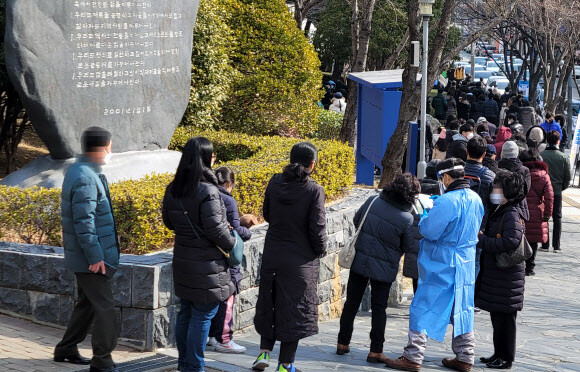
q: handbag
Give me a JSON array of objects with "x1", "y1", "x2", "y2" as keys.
[
  {"x1": 179, "y1": 200, "x2": 244, "y2": 266},
  {"x1": 495, "y1": 215, "x2": 533, "y2": 269},
  {"x1": 338, "y1": 196, "x2": 379, "y2": 269}
]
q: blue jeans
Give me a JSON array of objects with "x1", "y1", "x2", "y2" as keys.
[{"x1": 176, "y1": 299, "x2": 219, "y2": 372}]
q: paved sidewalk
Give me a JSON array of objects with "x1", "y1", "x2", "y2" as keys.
[
  {"x1": 160, "y1": 189, "x2": 580, "y2": 371},
  {"x1": 0, "y1": 314, "x2": 155, "y2": 371}
]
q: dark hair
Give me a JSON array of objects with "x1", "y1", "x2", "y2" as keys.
[
  {"x1": 215, "y1": 166, "x2": 235, "y2": 188},
  {"x1": 476, "y1": 122, "x2": 489, "y2": 134},
  {"x1": 436, "y1": 158, "x2": 465, "y2": 179},
  {"x1": 426, "y1": 159, "x2": 441, "y2": 180},
  {"x1": 520, "y1": 98, "x2": 529, "y2": 106},
  {"x1": 545, "y1": 112, "x2": 554, "y2": 120},
  {"x1": 283, "y1": 142, "x2": 318, "y2": 182},
  {"x1": 467, "y1": 137, "x2": 487, "y2": 159},
  {"x1": 448, "y1": 120, "x2": 461, "y2": 131},
  {"x1": 459, "y1": 123, "x2": 473, "y2": 134},
  {"x1": 488, "y1": 92, "x2": 495, "y2": 99},
  {"x1": 466, "y1": 119, "x2": 475, "y2": 126},
  {"x1": 171, "y1": 137, "x2": 215, "y2": 198},
  {"x1": 494, "y1": 169, "x2": 525, "y2": 202},
  {"x1": 554, "y1": 114, "x2": 565, "y2": 125},
  {"x1": 546, "y1": 130, "x2": 561, "y2": 146},
  {"x1": 479, "y1": 94, "x2": 486, "y2": 101},
  {"x1": 507, "y1": 113, "x2": 517, "y2": 121},
  {"x1": 519, "y1": 148, "x2": 541, "y2": 163},
  {"x1": 81, "y1": 126, "x2": 112, "y2": 153},
  {"x1": 383, "y1": 173, "x2": 421, "y2": 205}
]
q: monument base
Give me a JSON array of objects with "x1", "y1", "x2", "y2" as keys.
[{"x1": 0, "y1": 150, "x2": 182, "y2": 188}]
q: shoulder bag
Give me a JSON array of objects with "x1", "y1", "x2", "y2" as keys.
[
  {"x1": 338, "y1": 196, "x2": 379, "y2": 269},
  {"x1": 495, "y1": 215, "x2": 533, "y2": 269},
  {"x1": 179, "y1": 200, "x2": 244, "y2": 266}
]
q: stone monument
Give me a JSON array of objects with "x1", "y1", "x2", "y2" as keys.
[{"x1": 2, "y1": 0, "x2": 200, "y2": 188}]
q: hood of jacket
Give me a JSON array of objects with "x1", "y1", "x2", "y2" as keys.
[
  {"x1": 496, "y1": 126, "x2": 512, "y2": 142},
  {"x1": 523, "y1": 161, "x2": 548, "y2": 173}
]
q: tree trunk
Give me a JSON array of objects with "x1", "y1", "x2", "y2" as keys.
[
  {"x1": 339, "y1": 0, "x2": 378, "y2": 145},
  {"x1": 378, "y1": 0, "x2": 420, "y2": 187}
]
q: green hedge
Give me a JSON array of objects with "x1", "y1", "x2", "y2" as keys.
[{"x1": 0, "y1": 131, "x2": 354, "y2": 254}]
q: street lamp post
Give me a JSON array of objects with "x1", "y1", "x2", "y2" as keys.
[{"x1": 417, "y1": 0, "x2": 435, "y2": 180}]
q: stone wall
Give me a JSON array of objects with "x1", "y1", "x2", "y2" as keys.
[{"x1": 0, "y1": 188, "x2": 405, "y2": 351}]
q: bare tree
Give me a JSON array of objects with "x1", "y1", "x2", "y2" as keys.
[
  {"x1": 339, "y1": 0, "x2": 378, "y2": 145},
  {"x1": 378, "y1": 0, "x2": 512, "y2": 186}
]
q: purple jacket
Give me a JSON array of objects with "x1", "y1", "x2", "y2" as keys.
[{"x1": 218, "y1": 186, "x2": 252, "y2": 290}]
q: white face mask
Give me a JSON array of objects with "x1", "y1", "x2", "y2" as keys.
[
  {"x1": 103, "y1": 151, "x2": 112, "y2": 165},
  {"x1": 466, "y1": 132, "x2": 474, "y2": 140},
  {"x1": 490, "y1": 193, "x2": 506, "y2": 205}
]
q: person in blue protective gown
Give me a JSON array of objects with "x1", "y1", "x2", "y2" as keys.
[{"x1": 385, "y1": 158, "x2": 484, "y2": 372}]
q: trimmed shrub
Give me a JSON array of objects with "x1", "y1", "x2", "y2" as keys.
[
  {"x1": 181, "y1": 0, "x2": 237, "y2": 130},
  {"x1": 310, "y1": 109, "x2": 344, "y2": 140},
  {"x1": 0, "y1": 131, "x2": 354, "y2": 254},
  {"x1": 219, "y1": 0, "x2": 324, "y2": 136}
]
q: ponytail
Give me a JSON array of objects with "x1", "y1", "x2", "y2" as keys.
[{"x1": 283, "y1": 142, "x2": 318, "y2": 182}]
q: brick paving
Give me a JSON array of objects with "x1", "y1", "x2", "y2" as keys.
[{"x1": 0, "y1": 314, "x2": 154, "y2": 371}]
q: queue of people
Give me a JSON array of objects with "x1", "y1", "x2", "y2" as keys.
[{"x1": 53, "y1": 122, "x2": 571, "y2": 371}]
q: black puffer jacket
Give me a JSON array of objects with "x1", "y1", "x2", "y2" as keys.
[
  {"x1": 476, "y1": 202, "x2": 529, "y2": 313},
  {"x1": 446, "y1": 133, "x2": 468, "y2": 161},
  {"x1": 254, "y1": 173, "x2": 327, "y2": 342},
  {"x1": 162, "y1": 171, "x2": 236, "y2": 305},
  {"x1": 350, "y1": 191, "x2": 417, "y2": 283}
]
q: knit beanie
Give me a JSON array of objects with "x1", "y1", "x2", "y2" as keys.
[
  {"x1": 528, "y1": 127, "x2": 544, "y2": 144},
  {"x1": 501, "y1": 141, "x2": 519, "y2": 159}
]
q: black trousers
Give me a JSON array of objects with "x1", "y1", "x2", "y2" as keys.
[
  {"x1": 55, "y1": 273, "x2": 119, "y2": 368},
  {"x1": 548, "y1": 194, "x2": 563, "y2": 249},
  {"x1": 490, "y1": 312, "x2": 517, "y2": 362},
  {"x1": 337, "y1": 271, "x2": 392, "y2": 353},
  {"x1": 412, "y1": 279, "x2": 418, "y2": 294},
  {"x1": 260, "y1": 337, "x2": 299, "y2": 364},
  {"x1": 526, "y1": 242, "x2": 547, "y2": 272}
]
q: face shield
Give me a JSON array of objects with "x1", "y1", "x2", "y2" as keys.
[{"x1": 436, "y1": 165, "x2": 465, "y2": 194}]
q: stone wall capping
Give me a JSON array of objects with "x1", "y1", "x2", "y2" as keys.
[{"x1": 0, "y1": 188, "x2": 404, "y2": 351}]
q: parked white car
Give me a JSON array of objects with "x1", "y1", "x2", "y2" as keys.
[{"x1": 486, "y1": 77, "x2": 510, "y2": 95}]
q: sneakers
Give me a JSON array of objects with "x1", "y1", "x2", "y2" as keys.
[
  {"x1": 525, "y1": 270, "x2": 536, "y2": 276},
  {"x1": 207, "y1": 337, "x2": 218, "y2": 350},
  {"x1": 276, "y1": 363, "x2": 302, "y2": 372},
  {"x1": 214, "y1": 340, "x2": 247, "y2": 354},
  {"x1": 252, "y1": 351, "x2": 270, "y2": 371},
  {"x1": 553, "y1": 247, "x2": 562, "y2": 253}
]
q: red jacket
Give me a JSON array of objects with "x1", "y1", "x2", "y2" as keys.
[
  {"x1": 523, "y1": 161, "x2": 554, "y2": 244},
  {"x1": 494, "y1": 126, "x2": 512, "y2": 157}
]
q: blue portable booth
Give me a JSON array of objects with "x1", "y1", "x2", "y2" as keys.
[{"x1": 348, "y1": 70, "x2": 418, "y2": 186}]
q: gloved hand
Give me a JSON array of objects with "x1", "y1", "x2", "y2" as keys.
[
  {"x1": 420, "y1": 209, "x2": 429, "y2": 219},
  {"x1": 429, "y1": 195, "x2": 439, "y2": 200}
]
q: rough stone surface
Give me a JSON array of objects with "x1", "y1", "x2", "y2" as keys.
[
  {"x1": 19, "y1": 254, "x2": 48, "y2": 292},
  {"x1": 158, "y1": 263, "x2": 174, "y2": 307},
  {"x1": 59, "y1": 296, "x2": 74, "y2": 326},
  {"x1": 0, "y1": 251, "x2": 21, "y2": 289},
  {"x1": 0, "y1": 150, "x2": 182, "y2": 188},
  {"x1": 132, "y1": 265, "x2": 159, "y2": 310},
  {"x1": 111, "y1": 264, "x2": 132, "y2": 308},
  {"x1": 46, "y1": 256, "x2": 74, "y2": 295},
  {"x1": 4, "y1": 0, "x2": 201, "y2": 160},
  {"x1": 30, "y1": 292, "x2": 60, "y2": 324},
  {"x1": 0, "y1": 287, "x2": 31, "y2": 315},
  {"x1": 121, "y1": 307, "x2": 148, "y2": 341}
]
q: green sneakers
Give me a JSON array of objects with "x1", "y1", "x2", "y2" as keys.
[
  {"x1": 252, "y1": 351, "x2": 270, "y2": 371},
  {"x1": 276, "y1": 363, "x2": 301, "y2": 372}
]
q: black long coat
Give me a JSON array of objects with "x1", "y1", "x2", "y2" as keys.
[
  {"x1": 475, "y1": 202, "x2": 529, "y2": 313},
  {"x1": 350, "y1": 191, "x2": 416, "y2": 283},
  {"x1": 254, "y1": 173, "x2": 327, "y2": 342},
  {"x1": 162, "y1": 171, "x2": 236, "y2": 305}
]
